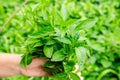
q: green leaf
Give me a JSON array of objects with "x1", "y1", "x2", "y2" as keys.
[
  {"x1": 45, "y1": 39, "x2": 55, "y2": 45},
  {"x1": 69, "y1": 72, "x2": 80, "y2": 80},
  {"x1": 72, "y1": 31, "x2": 80, "y2": 42},
  {"x1": 68, "y1": 18, "x2": 97, "y2": 34},
  {"x1": 33, "y1": 42, "x2": 43, "y2": 47},
  {"x1": 61, "y1": 4, "x2": 68, "y2": 21},
  {"x1": 44, "y1": 61, "x2": 55, "y2": 67},
  {"x1": 50, "y1": 73, "x2": 69, "y2": 80},
  {"x1": 43, "y1": 45, "x2": 54, "y2": 58},
  {"x1": 75, "y1": 18, "x2": 97, "y2": 30},
  {"x1": 54, "y1": 36, "x2": 71, "y2": 44},
  {"x1": 44, "y1": 61, "x2": 55, "y2": 73},
  {"x1": 75, "y1": 47, "x2": 87, "y2": 70},
  {"x1": 0, "y1": 3, "x2": 4, "y2": 15},
  {"x1": 101, "y1": 60, "x2": 112, "y2": 68},
  {"x1": 67, "y1": 19, "x2": 81, "y2": 33},
  {"x1": 20, "y1": 53, "x2": 33, "y2": 67},
  {"x1": 97, "y1": 69, "x2": 118, "y2": 80},
  {"x1": 63, "y1": 61, "x2": 75, "y2": 73},
  {"x1": 25, "y1": 38, "x2": 39, "y2": 46},
  {"x1": 90, "y1": 43, "x2": 105, "y2": 52},
  {"x1": 63, "y1": 44, "x2": 71, "y2": 54},
  {"x1": 29, "y1": 27, "x2": 54, "y2": 38},
  {"x1": 32, "y1": 3, "x2": 40, "y2": 12},
  {"x1": 51, "y1": 49, "x2": 65, "y2": 61}
]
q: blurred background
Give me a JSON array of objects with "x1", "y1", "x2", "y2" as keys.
[{"x1": 0, "y1": 0, "x2": 120, "y2": 80}]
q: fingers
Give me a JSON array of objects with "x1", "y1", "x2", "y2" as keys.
[
  {"x1": 19, "y1": 58, "x2": 51, "y2": 77},
  {"x1": 40, "y1": 72, "x2": 51, "y2": 76},
  {"x1": 20, "y1": 66, "x2": 51, "y2": 76},
  {"x1": 32, "y1": 58, "x2": 49, "y2": 65}
]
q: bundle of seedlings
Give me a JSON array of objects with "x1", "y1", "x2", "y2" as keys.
[
  {"x1": 20, "y1": 6, "x2": 97, "y2": 79},
  {"x1": 21, "y1": 5, "x2": 97, "y2": 80}
]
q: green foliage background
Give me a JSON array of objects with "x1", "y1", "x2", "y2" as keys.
[{"x1": 0, "y1": 0, "x2": 120, "y2": 80}]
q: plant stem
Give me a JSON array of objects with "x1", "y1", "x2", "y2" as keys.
[{"x1": 0, "y1": 0, "x2": 29, "y2": 33}]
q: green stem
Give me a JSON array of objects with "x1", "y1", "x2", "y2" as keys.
[{"x1": 0, "y1": 0, "x2": 29, "y2": 33}]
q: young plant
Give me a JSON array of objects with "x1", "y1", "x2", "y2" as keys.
[{"x1": 20, "y1": 3, "x2": 97, "y2": 80}]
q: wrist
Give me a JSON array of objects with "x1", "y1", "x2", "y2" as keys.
[{"x1": 0, "y1": 53, "x2": 22, "y2": 77}]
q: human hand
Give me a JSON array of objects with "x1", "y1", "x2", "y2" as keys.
[
  {"x1": 0, "y1": 53, "x2": 50, "y2": 77},
  {"x1": 20, "y1": 58, "x2": 51, "y2": 76}
]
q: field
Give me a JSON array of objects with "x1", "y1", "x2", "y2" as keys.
[{"x1": 0, "y1": 0, "x2": 120, "y2": 80}]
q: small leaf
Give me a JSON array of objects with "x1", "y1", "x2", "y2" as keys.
[
  {"x1": 63, "y1": 61, "x2": 75, "y2": 73},
  {"x1": 33, "y1": 42, "x2": 43, "y2": 47},
  {"x1": 97, "y1": 69, "x2": 118, "y2": 80},
  {"x1": 50, "y1": 73, "x2": 69, "y2": 80},
  {"x1": 0, "y1": 3, "x2": 4, "y2": 15},
  {"x1": 61, "y1": 4, "x2": 68, "y2": 21},
  {"x1": 32, "y1": 3, "x2": 40, "y2": 12},
  {"x1": 90, "y1": 43, "x2": 105, "y2": 52},
  {"x1": 75, "y1": 47, "x2": 87, "y2": 70},
  {"x1": 25, "y1": 38, "x2": 39, "y2": 46},
  {"x1": 20, "y1": 53, "x2": 33, "y2": 67},
  {"x1": 72, "y1": 31, "x2": 80, "y2": 41},
  {"x1": 29, "y1": 27, "x2": 54, "y2": 38},
  {"x1": 69, "y1": 72, "x2": 80, "y2": 80},
  {"x1": 45, "y1": 39, "x2": 55, "y2": 45},
  {"x1": 44, "y1": 61, "x2": 55, "y2": 67},
  {"x1": 68, "y1": 18, "x2": 97, "y2": 34},
  {"x1": 43, "y1": 45, "x2": 54, "y2": 58},
  {"x1": 51, "y1": 49, "x2": 65, "y2": 61},
  {"x1": 54, "y1": 36, "x2": 71, "y2": 44},
  {"x1": 101, "y1": 60, "x2": 112, "y2": 68},
  {"x1": 75, "y1": 18, "x2": 97, "y2": 30},
  {"x1": 67, "y1": 19, "x2": 81, "y2": 33}
]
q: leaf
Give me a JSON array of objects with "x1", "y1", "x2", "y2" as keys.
[
  {"x1": 45, "y1": 40, "x2": 55, "y2": 45},
  {"x1": 63, "y1": 44, "x2": 71, "y2": 54},
  {"x1": 20, "y1": 53, "x2": 33, "y2": 67},
  {"x1": 67, "y1": 19, "x2": 81, "y2": 33},
  {"x1": 33, "y1": 42, "x2": 43, "y2": 47},
  {"x1": 90, "y1": 43, "x2": 105, "y2": 52},
  {"x1": 72, "y1": 31, "x2": 80, "y2": 41},
  {"x1": 44, "y1": 61, "x2": 55, "y2": 67},
  {"x1": 68, "y1": 18, "x2": 97, "y2": 34},
  {"x1": 0, "y1": 3, "x2": 4, "y2": 15},
  {"x1": 75, "y1": 47, "x2": 87, "y2": 70},
  {"x1": 43, "y1": 61, "x2": 55, "y2": 73},
  {"x1": 97, "y1": 69, "x2": 118, "y2": 80},
  {"x1": 75, "y1": 18, "x2": 97, "y2": 30},
  {"x1": 45, "y1": 38, "x2": 56, "y2": 45},
  {"x1": 54, "y1": 36, "x2": 71, "y2": 44},
  {"x1": 50, "y1": 73, "x2": 69, "y2": 80},
  {"x1": 43, "y1": 45, "x2": 54, "y2": 58},
  {"x1": 100, "y1": 60, "x2": 112, "y2": 68},
  {"x1": 61, "y1": 4, "x2": 68, "y2": 21},
  {"x1": 32, "y1": 3, "x2": 40, "y2": 12},
  {"x1": 51, "y1": 49, "x2": 65, "y2": 61},
  {"x1": 29, "y1": 27, "x2": 54, "y2": 38},
  {"x1": 63, "y1": 61, "x2": 75, "y2": 73},
  {"x1": 69, "y1": 72, "x2": 80, "y2": 80},
  {"x1": 25, "y1": 38, "x2": 39, "y2": 46}
]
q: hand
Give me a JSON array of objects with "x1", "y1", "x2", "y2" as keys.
[
  {"x1": 0, "y1": 53, "x2": 50, "y2": 78},
  {"x1": 20, "y1": 58, "x2": 51, "y2": 76}
]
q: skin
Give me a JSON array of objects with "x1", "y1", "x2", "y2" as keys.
[{"x1": 0, "y1": 53, "x2": 50, "y2": 78}]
